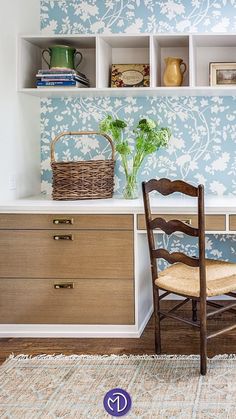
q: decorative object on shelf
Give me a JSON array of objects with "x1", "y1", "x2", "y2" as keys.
[
  {"x1": 111, "y1": 64, "x2": 150, "y2": 87},
  {"x1": 51, "y1": 131, "x2": 115, "y2": 200},
  {"x1": 163, "y1": 57, "x2": 187, "y2": 87},
  {"x1": 210, "y1": 62, "x2": 236, "y2": 86},
  {"x1": 42, "y1": 45, "x2": 83, "y2": 70},
  {"x1": 36, "y1": 69, "x2": 90, "y2": 88},
  {"x1": 99, "y1": 116, "x2": 171, "y2": 199}
]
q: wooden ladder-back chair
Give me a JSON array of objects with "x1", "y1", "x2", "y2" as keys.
[{"x1": 142, "y1": 178, "x2": 236, "y2": 375}]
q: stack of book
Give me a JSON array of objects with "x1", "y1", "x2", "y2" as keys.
[{"x1": 36, "y1": 69, "x2": 90, "y2": 88}]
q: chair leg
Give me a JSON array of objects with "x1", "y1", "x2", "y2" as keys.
[
  {"x1": 200, "y1": 297, "x2": 207, "y2": 375},
  {"x1": 192, "y1": 300, "x2": 197, "y2": 322},
  {"x1": 154, "y1": 286, "x2": 161, "y2": 354}
]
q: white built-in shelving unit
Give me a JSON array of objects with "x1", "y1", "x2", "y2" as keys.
[
  {"x1": 18, "y1": 33, "x2": 236, "y2": 97},
  {"x1": 1, "y1": 31, "x2": 234, "y2": 338}
]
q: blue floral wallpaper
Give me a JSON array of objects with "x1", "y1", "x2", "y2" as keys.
[
  {"x1": 40, "y1": 1, "x2": 236, "y2": 262},
  {"x1": 41, "y1": 96, "x2": 236, "y2": 196},
  {"x1": 157, "y1": 234, "x2": 236, "y2": 266},
  {"x1": 41, "y1": 0, "x2": 236, "y2": 34}
]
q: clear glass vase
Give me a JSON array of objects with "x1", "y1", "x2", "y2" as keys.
[{"x1": 123, "y1": 174, "x2": 138, "y2": 199}]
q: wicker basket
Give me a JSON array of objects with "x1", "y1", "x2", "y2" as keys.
[{"x1": 51, "y1": 131, "x2": 115, "y2": 200}]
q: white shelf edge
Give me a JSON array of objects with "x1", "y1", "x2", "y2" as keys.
[
  {"x1": 20, "y1": 32, "x2": 236, "y2": 39},
  {"x1": 18, "y1": 86, "x2": 236, "y2": 98}
]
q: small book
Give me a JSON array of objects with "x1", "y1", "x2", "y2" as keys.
[
  {"x1": 74, "y1": 76, "x2": 90, "y2": 86},
  {"x1": 37, "y1": 80, "x2": 76, "y2": 87},
  {"x1": 37, "y1": 69, "x2": 89, "y2": 79},
  {"x1": 37, "y1": 75, "x2": 89, "y2": 85},
  {"x1": 38, "y1": 78, "x2": 75, "y2": 82},
  {"x1": 37, "y1": 69, "x2": 77, "y2": 75},
  {"x1": 36, "y1": 80, "x2": 88, "y2": 88},
  {"x1": 36, "y1": 74, "x2": 75, "y2": 79},
  {"x1": 76, "y1": 71, "x2": 89, "y2": 80}
]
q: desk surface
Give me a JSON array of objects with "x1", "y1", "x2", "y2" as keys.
[{"x1": 0, "y1": 194, "x2": 235, "y2": 214}]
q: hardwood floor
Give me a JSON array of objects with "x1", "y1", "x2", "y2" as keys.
[{"x1": 0, "y1": 301, "x2": 236, "y2": 365}]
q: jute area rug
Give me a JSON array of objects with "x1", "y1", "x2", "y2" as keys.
[{"x1": 0, "y1": 354, "x2": 235, "y2": 418}]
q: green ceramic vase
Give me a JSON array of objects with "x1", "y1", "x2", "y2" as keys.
[{"x1": 42, "y1": 45, "x2": 83, "y2": 70}]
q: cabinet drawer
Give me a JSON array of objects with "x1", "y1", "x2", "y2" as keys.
[
  {"x1": 0, "y1": 214, "x2": 133, "y2": 230},
  {"x1": 229, "y1": 215, "x2": 236, "y2": 230},
  {"x1": 0, "y1": 278, "x2": 134, "y2": 324},
  {"x1": 137, "y1": 214, "x2": 226, "y2": 231},
  {"x1": 0, "y1": 230, "x2": 133, "y2": 279}
]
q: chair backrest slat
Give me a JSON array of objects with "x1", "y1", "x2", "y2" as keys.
[
  {"x1": 142, "y1": 178, "x2": 206, "y2": 291},
  {"x1": 149, "y1": 217, "x2": 199, "y2": 237},
  {"x1": 145, "y1": 178, "x2": 198, "y2": 197},
  {"x1": 152, "y1": 249, "x2": 200, "y2": 267}
]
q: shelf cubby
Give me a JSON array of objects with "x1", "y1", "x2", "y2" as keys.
[
  {"x1": 193, "y1": 34, "x2": 236, "y2": 87},
  {"x1": 152, "y1": 35, "x2": 189, "y2": 87},
  {"x1": 18, "y1": 35, "x2": 96, "y2": 89},
  {"x1": 97, "y1": 35, "x2": 150, "y2": 88}
]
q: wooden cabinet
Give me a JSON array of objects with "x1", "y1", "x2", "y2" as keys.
[
  {"x1": 137, "y1": 214, "x2": 226, "y2": 231},
  {"x1": 229, "y1": 215, "x2": 236, "y2": 231},
  {"x1": 0, "y1": 278, "x2": 134, "y2": 324},
  {"x1": 0, "y1": 214, "x2": 134, "y2": 325},
  {"x1": 0, "y1": 214, "x2": 133, "y2": 230},
  {"x1": 0, "y1": 230, "x2": 133, "y2": 279}
]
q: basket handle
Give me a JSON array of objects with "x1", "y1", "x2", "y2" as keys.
[{"x1": 50, "y1": 131, "x2": 115, "y2": 163}]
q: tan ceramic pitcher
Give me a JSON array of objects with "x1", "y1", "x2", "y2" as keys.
[{"x1": 163, "y1": 57, "x2": 187, "y2": 86}]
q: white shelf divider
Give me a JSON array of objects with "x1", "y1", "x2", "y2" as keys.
[
  {"x1": 149, "y1": 35, "x2": 154, "y2": 88},
  {"x1": 97, "y1": 36, "x2": 112, "y2": 88},
  {"x1": 189, "y1": 35, "x2": 195, "y2": 87},
  {"x1": 151, "y1": 35, "x2": 160, "y2": 87}
]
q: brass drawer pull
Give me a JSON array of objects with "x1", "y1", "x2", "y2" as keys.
[
  {"x1": 53, "y1": 218, "x2": 73, "y2": 225},
  {"x1": 182, "y1": 219, "x2": 192, "y2": 225},
  {"x1": 53, "y1": 234, "x2": 73, "y2": 241},
  {"x1": 54, "y1": 282, "x2": 74, "y2": 289}
]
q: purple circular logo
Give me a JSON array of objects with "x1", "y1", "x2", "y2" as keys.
[{"x1": 103, "y1": 388, "x2": 132, "y2": 417}]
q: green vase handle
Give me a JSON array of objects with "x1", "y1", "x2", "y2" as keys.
[
  {"x1": 74, "y1": 51, "x2": 83, "y2": 70},
  {"x1": 42, "y1": 49, "x2": 51, "y2": 68}
]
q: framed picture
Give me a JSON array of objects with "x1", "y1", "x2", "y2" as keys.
[{"x1": 210, "y1": 62, "x2": 236, "y2": 86}]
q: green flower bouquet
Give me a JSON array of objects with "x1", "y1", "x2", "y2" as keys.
[{"x1": 99, "y1": 115, "x2": 171, "y2": 199}]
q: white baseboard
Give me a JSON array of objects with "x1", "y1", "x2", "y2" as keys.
[
  {"x1": 0, "y1": 308, "x2": 154, "y2": 338},
  {"x1": 0, "y1": 323, "x2": 141, "y2": 338},
  {"x1": 137, "y1": 306, "x2": 153, "y2": 337}
]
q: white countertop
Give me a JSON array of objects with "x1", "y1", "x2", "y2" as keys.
[{"x1": 0, "y1": 194, "x2": 235, "y2": 214}]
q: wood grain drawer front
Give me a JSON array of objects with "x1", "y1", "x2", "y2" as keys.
[
  {"x1": 0, "y1": 214, "x2": 133, "y2": 230},
  {"x1": 137, "y1": 214, "x2": 226, "y2": 231},
  {"x1": 229, "y1": 215, "x2": 236, "y2": 230},
  {"x1": 0, "y1": 278, "x2": 134, "y2": 324},
  {"x1": 0, "y1": 230, "x2": 133, "y2": 279}
]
